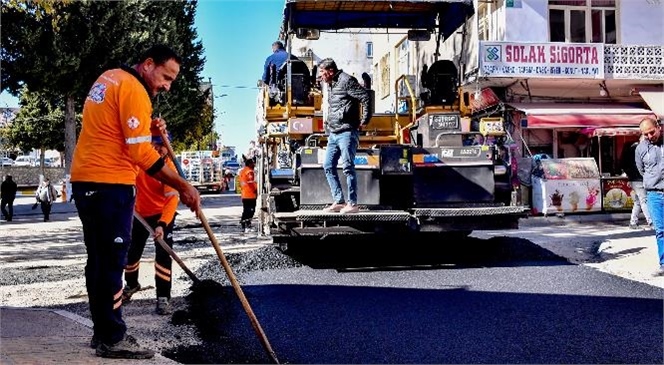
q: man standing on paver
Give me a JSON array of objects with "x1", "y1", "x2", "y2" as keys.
[
  {"x1": 318, "y1": 58, "x2": 372, "y2": 214},
  {"x1": 635, "y1": 117, "x2": 664, "y2": 277},
  {"x1": 71, "y1": 44, "x2": 200, "y2": 360}
]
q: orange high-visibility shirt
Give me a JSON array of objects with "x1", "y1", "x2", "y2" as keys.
[
  {"x1": 71, "y1": 67, "x2": 162, "y2": 185},
  {"x1": 135, "y1": 158, "x2": 179, "y2": 225},
  {"x1": 239, "y1": 166, "x2": 257, "y2": 199}
]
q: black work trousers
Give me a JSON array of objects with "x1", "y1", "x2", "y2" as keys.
[
  {"x1": 1, "y1": 197, "x2": 14, "y2": 221},
  {"x1": 125, "y1": 214, "x2": 175, "y2": 299},
  {"x1": 40, "y1": 201, "x2": 52, "y2": 221},
  {"x1": 73, "y1": 182, "x2": 135, "y2": 345},
  {"x1": 241, "y1": 198, "x2": 256, "y2": 228}
]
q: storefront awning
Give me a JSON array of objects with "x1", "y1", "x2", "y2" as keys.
[
  {"x1": 508, "y1": 103, "x2": 655, "y2": 128},
  {"x1": 639, "y1": 91, "x2": 664, "y2": 118},
  {"x1": 580, "y1": 127, "x2": 642, "y2": 137}
]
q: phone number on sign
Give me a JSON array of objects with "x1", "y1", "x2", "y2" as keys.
[{"x1": 482, "y1": 65, "x2": 600, "y2": 76}]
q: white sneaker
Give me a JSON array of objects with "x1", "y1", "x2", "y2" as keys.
[
  {"x1": 244, "y1": 227, "x2": 254, "y2": 233},
  {"x1": 340, "y1": 204, "x2": 360, "y2": 214}
]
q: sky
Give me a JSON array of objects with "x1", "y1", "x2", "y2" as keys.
[{"x1": 0, "y1": 0, "x2": 285, "y2": 154}]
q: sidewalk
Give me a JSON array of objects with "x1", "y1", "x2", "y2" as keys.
[{"x1": 0, "y1": 307, "x2": 177, "y2": 364}]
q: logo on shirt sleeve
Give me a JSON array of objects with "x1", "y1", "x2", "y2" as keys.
[
  {"x1": 87, "y1": 82, "x2": 107, "y2": 104},
  {"x1": 127, "y1": 116, "x2": 140, "y2": 130}
]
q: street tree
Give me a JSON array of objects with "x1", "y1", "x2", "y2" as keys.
[
  {"x1": 4, "y1": 87, "x2": 79, "y2": 170},
  {"x1": 1, "y1": 0, "x2": 211, "y2": 171}
]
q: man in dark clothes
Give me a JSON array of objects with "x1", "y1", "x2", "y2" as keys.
[{"x1": 1, "y1": 174, "x2": 18, "y2": 221}]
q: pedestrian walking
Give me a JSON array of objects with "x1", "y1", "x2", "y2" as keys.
[
  {"x1": 35, "y1": 178, "x2": 58, "y2": 222},
  {"x1": 635, "y1": 117, "x2": 664, "y2": 277},
  {"x1": 239, "y1": 157, "x2": 258, "y2": 232},
  {"x1": 70, "y1": 44, "x2": 200, "y2": 360},
  {"x1": 1, "y1": 174, "x2": 18, "y2": 222},
  {"x1": 620, "y1": 138, "x2": 652, "y2": 229},
  {"x1": 318, "y1": 58, "x2": 372, "y2": 214},
  {"x1": 123, "y1": 133, "x2": 179, "y2": 315}
]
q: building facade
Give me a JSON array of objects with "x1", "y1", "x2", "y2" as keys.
[
  {"x1": 288, "y1": 31, "x2": 375, "y2": 84},
  {"x1": 371, "y1": 0, "x2": 663, "y2": 176}
]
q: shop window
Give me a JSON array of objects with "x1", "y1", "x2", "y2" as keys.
[
  {"x1": 525, "y1": 129, "x2": 554, "y2": 157},
  {"x1": 478, "y1": 2, "x2": 489, "y2": 41},
  {"x1": 548, "y1": 0, "x2": 617, "y2": 44},
  {"x1": 396, "y1": 38, "x2": 410, "y2": 78}
]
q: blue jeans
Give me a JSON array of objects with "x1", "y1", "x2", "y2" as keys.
[
  {"x1": 73, "y1": 182, "x2": 136, "y2": 344},
  {"x1": 646, "y1": 191, "x2": 664, "y2": 267},
  {"x1": 324, "y1": 130, "x2": 359, "y2": 205}
]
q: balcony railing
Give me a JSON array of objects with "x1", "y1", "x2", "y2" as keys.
[{"x1": 604, "y1": 44, "x2": 664, "y2": 80}]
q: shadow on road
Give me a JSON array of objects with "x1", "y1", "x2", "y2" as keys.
[{"x1": 276, "y1": 234, "x2": 570, "y2": 271}]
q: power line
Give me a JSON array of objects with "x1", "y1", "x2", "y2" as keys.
[{"x1": 214, "y1": 84, "x2": 260, "y2": 90}]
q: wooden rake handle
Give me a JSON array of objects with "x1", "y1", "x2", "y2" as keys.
[
  {"x1": 133, "y1": 212, "x2": 200, "y2": 285},
  {"x1": 157, "y1": 127, "x2": 280, "y2": 364}
]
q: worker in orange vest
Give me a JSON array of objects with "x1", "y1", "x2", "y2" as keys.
[
  {"x1": 238, "y1": 157, "x2": 257, "y2": 233},
  {"x1": 122, "y1": 133, "x2": 180, "y2": 316}
]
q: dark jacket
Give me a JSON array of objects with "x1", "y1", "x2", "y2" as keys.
[
  {"x1": 1, "y1": 177, "x2": 18, "y2": 200},
  {"x1": 324, "y1": 70, "x2": 372, "y2": 134},
  {"x1": 635, "y1": 137, "x2": 664, "y2": 191},
  {"x1": 262, "y1": 49, "x2": 289, "y2": 83},
  {"x1": 620, "y1": 142, "x2": 642, "y2": 181}
]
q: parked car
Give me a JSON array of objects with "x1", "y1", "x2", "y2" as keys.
[
  {"x1": 1, "y1": 157, "x2": 14, "y2": 166},
  {"x1": 13, "y1": 156, "x2": 35, "y2": 167},
  {"x1": 44, "y1": 157, "x2": 61, "y2": 167}
]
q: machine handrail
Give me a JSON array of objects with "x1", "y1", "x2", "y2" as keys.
[{"x1": 394, "y1": 74, "x2": 418, "y2": 145}]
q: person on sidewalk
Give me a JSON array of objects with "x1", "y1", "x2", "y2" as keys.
[
  {"x1": 122, "y1": 133, "x2": 179, "y2": 316},
  {"x1": 239, "y1": 157, "x2": 258, "y2": 233},
  {"x1": 70, "y1": 44, "x2": 200, "y2": 360},
  {"x1": 620, "y1": 138, "x2": 652, "y2": 229},
  {"x1": 635, "y1": 117, "x2": 664, "y2": 277},
  {"x1": 1, "y1": 174, "x2": 18, "y2": 222},
  {"x1": 35, "y1": 178, "x2": 58, "y2": 222},
  {"x1": 318, "y1": 58, "x2": 372, "y2": 214}
]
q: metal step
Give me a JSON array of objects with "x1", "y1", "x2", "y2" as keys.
[
  {"x1": 291, "y1": 226, "x2": 369, "y2": 236},
  {"x1": 414, "y1": 206, "x2": 529, "y2": 217},
  {"x1": 273, "y1": 209, "x2": 412, "y2": 222}
]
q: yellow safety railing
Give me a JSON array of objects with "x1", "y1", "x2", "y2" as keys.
[{"x1": 394, "y1": 75, "x2": 417, "y2": 145}]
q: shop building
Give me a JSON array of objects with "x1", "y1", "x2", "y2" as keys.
[{"x1": 369, "y1": 0, "x2": 663, "y2": 214}]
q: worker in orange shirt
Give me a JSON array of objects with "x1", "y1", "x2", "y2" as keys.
[
  {"x1": 239, "y1": 157, "x2": 258, "y2": 233},
  {"x1": 70, "y1": 44, "x2": 200, "y2": 360},
  {"x1": 122, "y1": 133, "x2": 179, "y2": 316}
]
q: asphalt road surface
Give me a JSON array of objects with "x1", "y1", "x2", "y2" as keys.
[
  {"x1": 2, "y1": 194, "x2": 662, "y2": 364},
  {"x1": 167, "y1": 234, "x2": 663, "y2": 364}
]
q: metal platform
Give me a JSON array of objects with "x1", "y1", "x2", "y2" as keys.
[
  {"x1": 291, "y1": 226, "x2": 370, "y2": 236},
  {"x1": 413, "y1": 206, "x2": 529, "y2": 217},
  {"x1": 273, "y1": 210, "x2": 412, "y2": 222}
]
